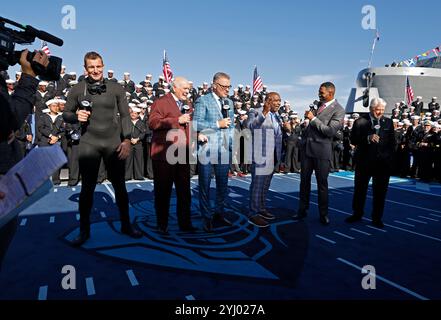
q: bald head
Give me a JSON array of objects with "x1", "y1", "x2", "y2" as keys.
[{"x1": 172, "y1": 76, "x2": 190, "y2": 101}]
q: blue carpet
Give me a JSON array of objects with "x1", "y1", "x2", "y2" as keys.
[{"x1": 0, "y1": 173, "x2": 440, "y2": 300}]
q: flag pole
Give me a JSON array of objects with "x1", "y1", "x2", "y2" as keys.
[{"x1": 368, "y1": 29, "x2": 379, "y2": 69}]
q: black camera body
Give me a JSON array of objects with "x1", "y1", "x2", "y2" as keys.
[{"x1": 0, "y1": 16, "x2": 63, "y2": 80}]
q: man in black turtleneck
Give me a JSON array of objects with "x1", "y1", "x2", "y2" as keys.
[{"x1": 63, "y1": 51, "x2": 142, "y2": 246}]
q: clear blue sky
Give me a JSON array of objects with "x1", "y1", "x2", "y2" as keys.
[{"x1": 4, "y1": 0, "x2": 440, "y2": 111}]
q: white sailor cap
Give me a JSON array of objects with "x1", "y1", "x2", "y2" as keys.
[
  {"x1": 424, "y1": 120, "x2": 433, "y2": 126},
  {"x1": 411, "y1": 115, "x2": 420, "y2": 120},
  {"x1": 147, "y1": 100, "x2": 154, "y2": 104},
  {"x1": 138, "y1": 103, "x2": 147, "y2": 109},
  {"x1": 69, "y1": 72, "x2": 76, "y2": 75},
  {"x1": 16, "y1": 71, "x2": 22, "y2": 75},
  {"x1": 69, "y1": 80, "x2": 78, "y2": 85},
  {"x1": 417, "y1": 96, "x2": 422, "y2": 99},
  {"x1": 140, "y1": 97, "x2": 148, "y2": 101},
  {"x1": 62, "y1": 65, "x2": 66, "y2": 69},
  {"x1": 433, "y1": 97, "x2": 437, "y2": 100},
  {"x1": 393, "y1": 108, "x2": 400, "y2": 112},
  {"x1": 146, "y1": 74, "x2": 152, "y2": 78},
  {"x1": 6, "y1": 79, "x2": 15, "y2": 84},
  {"x1": 284, "y1": 100, "x2": 290, "y2": 104},
  {"x1": 245, "y1": 85, "x2": 251, "y2": 88},
  {"x1": 46, "y1": 99, "x2": 58, "y2": 106},
  {"x1": 203, "y1": 82, "x2": 208, "y2": 86},
  {"x1": 434, "y1": 109, "x2": 440, "y2": 113},
  {"x1": 130, "y1": 106, "x2": 142, "y2": 113},
  {"x1": 238, "y1": 84, "x2": 244, "y2": 88},
  {"x1": 395, "y1": 102, "x2": 400, "y2": 106},
  {"x1": 164, "y1": 89, "x2": 170, "y2": 93},
  {"x1": 349, "y1": 118, "x2": 355, "y2": 122},
  {"x1": 135, "y1": 84, "x2": 143, "y2": 89},
  {"x1": 108, "y1": 70, "x2": 114, "y2": 73},
  {"x1": 403, "y1": 119, "x2": 411, "y2": 124},
  {"x1": 392, "y1": 119, "x2": 399, "y2": 123},
  {"x1": 235, "y1": 102, "x2": 243, "y2": 106},
  {"x1": 125, "y1": 92, "x2": 131, "y2": 97},
  {"x1": 159, "y1": 75, "x2": 165, "y2": 80},
  {"x1": 42, "y1": 108, "x2": 50, "y2": 113},
  {"x1": 119, "y1": 80, "x2": 126, "y2": 85},
  {"x1": 39, "y1": 81, "x2": 49, "y2": 86},
  {"x1": 131, "y1": 99, "x2": 141, "y2": 104},
  {"x1": 54, "y1": 98, "x2": 66, "y2": 104},
  {"x1": 238, "y1": 110, "x2": 247, "y2": 115},
  {"x1": 400, "y1": 101, "x2": 405, "y2": 104},
  {"x1": 352, "y1": 113, "x2": 360, "y2": 118},
  {"x1": 398, "y1": 122, "x2": 403, "y2": 126},
  {"x1": 425, "y1": 112, "x2": 432, "y2": 116},
  {"x1": 124, "y1": 72, "x2": 130, "y2": 76},
  {"x1": 289, "y1": 114, "x2": 297, "y2": 119},
  {"x1": 402, "y1": 112, "x2": 409, "y2": 115},
  {"x1": 410, "y1": 105, "x2": 415, "y2": 109},
  {"x1": 163, "y1": 83, "x2": 169, "y2": 87},
  {"x1": 189, "y1": 81, "x2": 193, "y2": 84}
]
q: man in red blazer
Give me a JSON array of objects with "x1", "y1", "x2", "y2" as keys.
[{"x1": 148, "y1": 77, "x2": 196, "y2": 234}]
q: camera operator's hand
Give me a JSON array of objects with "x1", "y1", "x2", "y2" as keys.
[
  {"x1": 218, "y1": 118, "x2": 231, "y2": 129},
  {"x1": 76, "y1": 110, "x2": 91, "y2": 122},
  {"x1": 117, "y1": 139, "x2": 131, "y2": 160},
  {"x1": 178, "y1": 114, "x2": 191, "y2": 125},
  {"x1": 19, "y1": 50, "x2": 49, "y2": 78}
]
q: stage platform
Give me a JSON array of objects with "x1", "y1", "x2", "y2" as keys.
[{"x1": 1, "y1": 172, "x2": 440, "y2": 300}]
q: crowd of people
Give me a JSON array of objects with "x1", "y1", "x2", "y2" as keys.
[{"x1": 3, "y1": 66, "x2": 441, "y2": 186}]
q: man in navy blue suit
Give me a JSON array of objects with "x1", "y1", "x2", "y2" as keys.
[{"x1": 193, "y1": 72, "x2": 235, "y2": 232}]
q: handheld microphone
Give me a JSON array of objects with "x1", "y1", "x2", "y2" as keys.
[{"x1": 221, "y1": 99, "x2": 230, "y2": 118}]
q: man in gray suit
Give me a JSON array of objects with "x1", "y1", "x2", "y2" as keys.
[{"x1": 292, "y1": 82, "x2": 345, "y2": 225}]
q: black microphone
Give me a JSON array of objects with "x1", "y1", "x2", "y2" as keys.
[
  {"x1": 25, "y1": 25, "x2": 64, "y2": 46},
  {"x1": 221, "y1": 99, "x2": 230, "y2": 118}
]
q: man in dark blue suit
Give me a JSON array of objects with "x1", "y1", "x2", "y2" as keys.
[
  {"x1": 193, "y1": 72, "x2": 235, "y2": 232},
  {"x1": 247, "y1": 92, "x2": 284, "y2": 227},
  {"x1": 345, "y1": 98, "x2": 396, "y2": 228}
]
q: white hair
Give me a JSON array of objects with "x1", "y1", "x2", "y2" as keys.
[{"x1": 370, "y1": 97, "x2": 387, "y2": 109}]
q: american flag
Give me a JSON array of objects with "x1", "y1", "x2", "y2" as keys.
[
  {"x1": 162, "y1": 50, "x2": 173, "y2": 83},
  {"x1": 41, "y1": 41, "x2": 51, "y2": 56},
  {"x1": 252, "y1": 66, "x2": 263, "y2": 94},
  {"x1": 406, "y1": 76, "x2": 414, "y2": 105}
]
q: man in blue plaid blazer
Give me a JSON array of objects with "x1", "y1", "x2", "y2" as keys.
[
  {"x1": 247, "y1": 92, "x2": 283, "y2": 227},
  {"x1": 193, "y1": 72, "x2": 235, "y2": 232}
]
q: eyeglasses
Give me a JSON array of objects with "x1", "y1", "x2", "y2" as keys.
[{"x1": 215, "y1": 83, "x2": 232, "y2": 90}]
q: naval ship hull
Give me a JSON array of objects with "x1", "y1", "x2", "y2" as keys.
[{"x1": 346, "y1": 66, "x2": 441, "y2": 114}]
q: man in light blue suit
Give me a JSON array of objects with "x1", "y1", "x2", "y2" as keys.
[
  {"x1": 193, "y1": 72, "x2": 235, "y2": 232},
  {"x1": 247, "y1": 92, "x2": 283, "y2": 227}
]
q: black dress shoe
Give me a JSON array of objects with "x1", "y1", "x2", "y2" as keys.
[
  {"x1": 213, "y1": 214, "x2": 233, "y2": 227},
  {"x1": 320, "y1": 216, "x2": 330, "y2": 226},
  {"x1": 345, "y1": 215, "x2": 363, "y2": 223},
  {"x1": 121, "y1": 226, "x2": 143, "y2": 238},
  {"x1": 71, "y1": 231, "x2": 90, "y2": 247},
  {"x1": 372, "y1": 220, "x2": 384, "y2": 228},
  {"x1": 203, "y1": 220, "x2": 214, "y2": 233}
]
